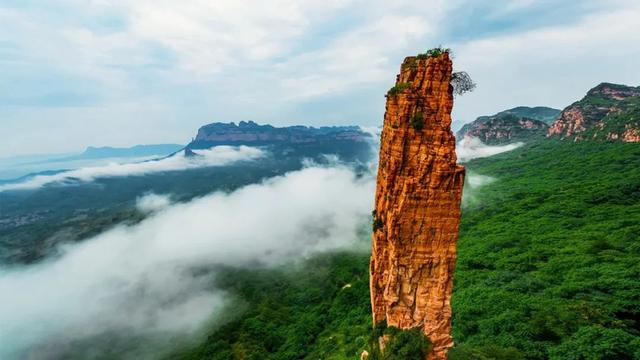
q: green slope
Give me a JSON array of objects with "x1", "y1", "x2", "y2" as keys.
[
  {"x1": 173, "y1": 140, "x2": 640, "y2": 359},
  {"x1": 452, "y1": 140, "x2": 640, "y2": 359}
]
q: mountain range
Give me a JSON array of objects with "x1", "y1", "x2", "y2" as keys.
[
  {"x1": 457, "y1": 82, "x2": 640, "y2": 144},
  {"x1": 187, "y1": 120, "x2": 370, "y2": 149},
  {"x1": 548, "y1": 83, "x2": 640, "y2": 142},
  {"x1": 456, "y1": 106, "x2": 560, "y2": 144},
  {"x1": 56, "y1": 144, "x2": 185, "y2": 161}
]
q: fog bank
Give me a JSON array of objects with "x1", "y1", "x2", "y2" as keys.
[
  {"x1": 456, "y1": 136, "x2": 523, "y2": 162},
  {"x1": 0, "y1": 165, "x2": 374, "y2": 359}
]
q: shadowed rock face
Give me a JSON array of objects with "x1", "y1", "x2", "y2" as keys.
[
  {"x1": 190, "y1": 121, "x2": 370, "y2": 147},
  {"x1": 370, "y1": 52, "x2": 464, "y2": 360}
]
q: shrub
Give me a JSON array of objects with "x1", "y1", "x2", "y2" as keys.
[
  {"x1": 372, "y1": 210, "x2": 384, "y2": 232},
  {"x1": 416, "y1": 47, "x2": 450, "y2": 60},
  {"x1": 387, "y1": 83, "x2": 411, "y2": 97},
  {"x1": 402, "y1": 58, "x2": 418, "y2": 70},
  {"x1": 368, "y1": 321, "x2": 432, "y2": 360},
  {"x1": 411, "y1": 111, "x2": 424, "y2": 130}
]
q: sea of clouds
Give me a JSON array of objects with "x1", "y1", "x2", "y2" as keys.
[
  {"x1": 0, "y1": 133, "x2": 519, "y2": 358},
  {"x1": 0, "y1": 146, "x2": 264, "y2": 192},
  {"x1": 0, "y1": 164, "x2": 375, "y2": 359}
]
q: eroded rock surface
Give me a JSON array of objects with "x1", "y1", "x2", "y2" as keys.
[
  {"x1": 370, "y1": 52, "x2": 464, "y2": 360},
  {"x1": 548, "y1": 83, "x2": 640, "y2": 142},
  {"x1": 457, "y1": 106, "x2": 559, "y2": 144}
]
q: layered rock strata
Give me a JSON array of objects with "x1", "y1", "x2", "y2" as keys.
[{"x1": 370, "y1": 52, "x2": 465, "y2": 360}]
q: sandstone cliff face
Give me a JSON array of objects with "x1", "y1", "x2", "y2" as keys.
[
  {"x1": 370, "y1": 52, "x2": 464, "y2": 360},
  {"x1": 548, "y1": 83, "x2": 640, "y2": 142}
]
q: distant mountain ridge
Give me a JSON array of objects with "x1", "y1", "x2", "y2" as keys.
[
  {"x1": 457, "y1": 106, "x2": 560, "y2": 144},
  {"x1": 77, "y1": 144, "x2": 184, "y2": 159},
  {"x1": 548, "y1": 83, "x2": 640, "y2": 142},
  {"x1": 187, "y1": 121, "x2": 371, "y2": 149}
]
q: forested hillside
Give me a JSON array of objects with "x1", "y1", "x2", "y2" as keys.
[
  {"x1": 174, "y1": 140, "x2": 640, "y2": 359},
  {"x1": 452, "y1": 140, "x2": 640, "y2": 359}
]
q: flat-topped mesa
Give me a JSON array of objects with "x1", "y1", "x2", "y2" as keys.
[
  {"x1": 189, "y1": 121, "x2": 370, "y2": 148},
  {"x1": 370, "y1": 51, "x2": 464, "y2": 360}
]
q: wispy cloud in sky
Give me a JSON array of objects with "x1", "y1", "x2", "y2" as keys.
[{"x1": 1, "y1": 0, "x2": 639, "y2": 157}]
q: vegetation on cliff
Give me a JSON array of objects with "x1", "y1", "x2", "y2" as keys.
[
  {"x1": 548, "y1": 83, "x2": 640, "y2": 141},
  {"x1": 367, "y1": 322, "x2": 432, "y2": 360},
  {"x1": 583, "y1": 95, "x2": 640, "y2": 140},
  {"x1": 456, "y1": 106, "x2": 560, "y2": 144}
]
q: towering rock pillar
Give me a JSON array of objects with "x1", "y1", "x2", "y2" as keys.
[{"x1": 370, "y1": 52, "x2": 465, "y2": 360}]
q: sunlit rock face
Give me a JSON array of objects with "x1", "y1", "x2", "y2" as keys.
[
  {"x1": 548, "y1": 83, "x2": 640, "y2": 142},
  {"x1": 370, "y1": 52, "x2": 464, "y2": 360}
]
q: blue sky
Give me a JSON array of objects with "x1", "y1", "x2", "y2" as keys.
[{"x1": 2, "y1": 0, "x2": 640, "y2": 157}]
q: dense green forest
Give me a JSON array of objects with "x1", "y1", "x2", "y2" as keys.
[
  {"x1": 174, "y1": 140, "x2": 640, "y2": 359},
  {"x1": 452, "y1": 140, "x2": 640, "y2": 359}
]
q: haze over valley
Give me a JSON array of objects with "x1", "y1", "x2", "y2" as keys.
[{"x1": 1, "y1": 2, "x2": 639, "y2": 359}]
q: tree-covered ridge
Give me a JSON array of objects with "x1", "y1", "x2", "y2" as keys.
[
  {"x1": 453, "y1": 140, "x2": 640, "y2": 359},
  {"x1": 584, "y1": 95, "x2": 640, "y2": 140},
  {"x1": 171, "y1": 140, "x2": 640, "y2": 359},
  {"x1": 458, "y1": 114, "x2": 548, "y2": 145},
  {"x1": 549, "y1": 82, "x2": 640, "y2": 141},
  {"x1": 456, "y1": 107, "x2": 560, "y2": 144},
  {"x1": 171, "y1": 252, "x2": 374, "y2": 360}
]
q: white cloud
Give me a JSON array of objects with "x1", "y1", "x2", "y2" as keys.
[
  {"x1": 466, "y1": 173, "x2": 495, "y2": 188},
  {"x1": 3, "y1": 0, "x2": 640, "y2": 157},
  {"x1": 279, "y1": 15, "x2": 431, "y2": 99},
  {"x1": 0, "y1": 164, "x2": 374, "y2": 359},
  {"x1": 136, "y1": 193, "x2": 172, "y2": 213},
  {"x1": 452, "y1": 2, "x2": 640, "y2": 125},
  {"x1": 462, "y1": 172, "x2": 496, "y2": 208},
  {"x1": 1, "y1": 0, "x2": 355, "y2": 79},
  {"x1": 456, "y1": 136, "x2": 523, "y2": 162},
  {"x1": 0, "y1": 146, "x2": 264, "y2": 192}
]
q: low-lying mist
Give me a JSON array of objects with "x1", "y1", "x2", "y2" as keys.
[
  {"x1": 0, "y1": 164, "x2": 375, "y2": 359},
  {"x1": 0, "y1": 133, "x2": 521, "y2": 358},
  {"x1": 456, "y1": 136, "x2": 523, "y2": 162},
  {"x1": 0, "y1": 146, "x2": 264, "y2": 192}
]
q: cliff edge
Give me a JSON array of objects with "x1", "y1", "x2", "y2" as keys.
[
  {"x1": 548, "y1": 83, "x2": 640, "y2": 142},
  {"x1": 370, "y1": 51, "x2": 464, "y2": 360}
]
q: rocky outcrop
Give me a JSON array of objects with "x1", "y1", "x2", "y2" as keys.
[
  {"x1": 370, "y1": 52, "x2": 464, "y2": 360},
  {"x1": 459, "y1": 106, "x2": 560, "y2": 135},
  {"x1": 456, "y1": 110, "x2": 553, "y2": 145},
  {"x1": 548, "y1": 83, "x2": 640, "y2": 142},
  {"x1": 188, "y1": 121, "x2": 370, "y2": 148}
]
